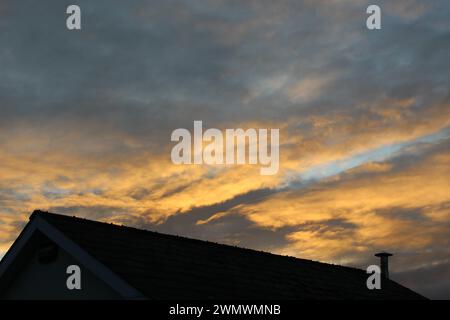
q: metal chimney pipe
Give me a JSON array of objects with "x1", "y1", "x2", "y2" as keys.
[{"x1": 375, "y1": 252, "x2": 393, "y2": 279}]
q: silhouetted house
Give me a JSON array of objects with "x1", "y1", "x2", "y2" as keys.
[{"x1": 0, "y1": 210, "x2": 425, "y2": 300}]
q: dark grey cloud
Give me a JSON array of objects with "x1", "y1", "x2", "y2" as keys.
[
  {"x1": 148, "y1": 186, "x2": 276, "y2": 225},
  {"x1": 394, "y1": 261, "x2": 450, "y2": 300},
  {"x1": 47, "y1": 187, "x2": 295, "y2": 252},
  {"x1": 1, "y1": 0, "x2": 449, "y2": 141}
]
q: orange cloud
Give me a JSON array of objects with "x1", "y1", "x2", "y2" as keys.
[
  {"x1": 0, "y1": 100, "x2": 449, "y2": 267},
  {"x1": 236, "y1": 141, "x2": 450, "y2": 264}
]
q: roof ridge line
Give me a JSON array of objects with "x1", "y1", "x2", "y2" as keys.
[{"x1": 31, "y1": 209, "x2": 366, "y2": 274}]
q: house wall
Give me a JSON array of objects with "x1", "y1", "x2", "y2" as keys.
[{"x1": 1, "y1": 245, "x2": 121, "y2": 300}]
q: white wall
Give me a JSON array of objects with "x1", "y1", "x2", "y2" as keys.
[{"x1": 2, "y1": 245, "x2": 121, "y2": 300}]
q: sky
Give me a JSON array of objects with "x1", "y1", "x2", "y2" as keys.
[{"x1": 0, "y1": 0, "x2": 449, "y2": 299}]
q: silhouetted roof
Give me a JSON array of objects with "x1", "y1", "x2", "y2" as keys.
[{"x1": 31, "y1": 210, "x2": 425, "y2": 300}]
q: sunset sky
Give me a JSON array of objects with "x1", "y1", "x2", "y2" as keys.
[{"x1": 0, "y1": 0, "x2": 449, "y2": 298}]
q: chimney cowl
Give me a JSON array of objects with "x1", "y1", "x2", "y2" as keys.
[
  {"x1": 375, "y1": 252, "x2": 393, "y2": 258},
  {"x1": 375, "y1": 251, "x2": 393, "y2": 279}
]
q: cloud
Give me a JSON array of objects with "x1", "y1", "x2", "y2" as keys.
[
  {"x1": 230, "y1": 140, "x2": 450, "y2": 270},
  {"x1": 395, "y1": 261, "x2": 450, "y2": 300},
  {"x1": 0, "y1": 0, "x2": 449, "y2": 298}
]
